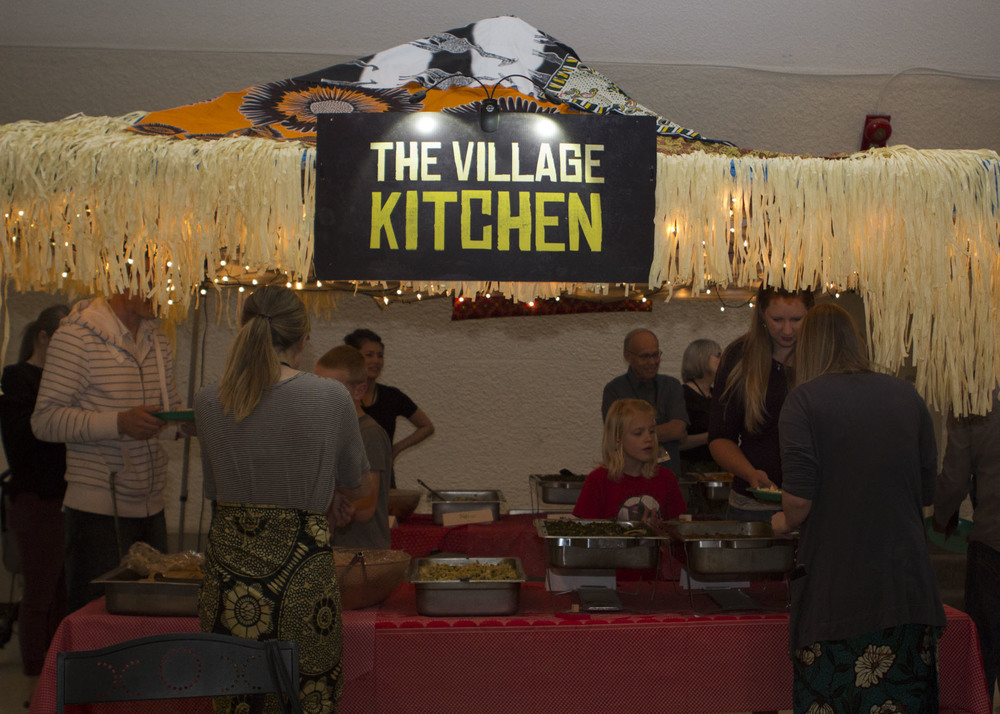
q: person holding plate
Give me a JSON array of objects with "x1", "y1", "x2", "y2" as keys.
[
  {"x1": 708, "y1": 286, "x2": 813, "y2": 521},
  {"x1": 772, "y1": 303, "x2": 944, "y2": 714}
]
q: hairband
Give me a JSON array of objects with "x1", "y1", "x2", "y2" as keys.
[{"x1": 258, "y1": 313, "x2": 272, "y2": 320}]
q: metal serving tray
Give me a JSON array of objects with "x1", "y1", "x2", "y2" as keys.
[
  {"x1": 665, "y1": 520, "x2": 796, "y2": 582},
  {"x1": 529, "y1": 473, "x2": 586, "y2": 505},
  {"x1": 408, "y1": 557, "x2": 526, "y2": 616},
  {"x1": 430, "y1": 489, "x2": 504, "y2": 525},
  {"x1": 698, "y1": 480, "x2": 731, "y2": 502},
  {"x1": 535, "y1": 519, "x2": 668, "y2": 570},
  {"x1": 93, "y1": 565, "x2": 202, "y2": 617}
]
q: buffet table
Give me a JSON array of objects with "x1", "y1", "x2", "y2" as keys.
[
  {"x1": 390, "y1": 513, "x2": 548, "y2": 577},
  {"x1": 33, "y1": 583, "x2": 991, "y2": 714}
]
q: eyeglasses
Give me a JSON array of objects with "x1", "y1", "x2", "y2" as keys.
[{"x1": 627, "y1": 350, "x2": 662, "y2": 361}]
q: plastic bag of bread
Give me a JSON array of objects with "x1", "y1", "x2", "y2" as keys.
[{"x1": 121, "y1": 542, "x2": 204, "y2": 580}]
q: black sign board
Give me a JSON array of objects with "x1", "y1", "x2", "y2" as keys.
[{"x1": 313, "y1": 112, "x2": 655, "y2": 282}]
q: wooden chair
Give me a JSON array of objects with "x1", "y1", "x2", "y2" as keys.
[{"x1": 56, "y1": 632, "x2": 300, "y2": 713}]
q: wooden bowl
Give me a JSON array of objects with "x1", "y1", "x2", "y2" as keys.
[
  {"x1": 387, "y1": 489, "x2": 422, "y2": 522},
  {"x1": 334, "y1": 548, "x2": 411, "y2": 610}
]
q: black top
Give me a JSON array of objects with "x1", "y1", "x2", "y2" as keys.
[
  {"x1": 0, "y1": 362, "x2": 66, "y2": 500},
  {"x1": 362, "y1": 383, "x2": 417, "y2": 442},
  {"x1": 681, "y1": 383, "x2": 715, "y2": 466},
  {"x1": 708, "y1": 337, "x2": 790, "y2": 494},
  {"x1": 780, "y1": 371, "x2": 945, "y2": 649}
]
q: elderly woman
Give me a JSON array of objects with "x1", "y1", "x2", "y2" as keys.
[
  {"x1": 772, "y1": 303, "x2": 945, "y2": 714},
  {"x1": 196, "y1": 286, "x2": 374, "y2": 713},
  {"x1": 679, "y1": 338, "x2": 722, "y2": 474}
]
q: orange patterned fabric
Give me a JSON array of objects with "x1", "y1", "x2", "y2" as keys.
[{"x1": 130, "y1": 16, "x2": 733, "y2": 148}]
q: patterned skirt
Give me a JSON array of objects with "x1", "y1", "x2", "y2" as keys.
[
  {"x1": 793, "y1": 623, "x2": 941, "y2": 714},
  {"x1": 199, "y1": 503, "x2": 343, "y2": 714}
]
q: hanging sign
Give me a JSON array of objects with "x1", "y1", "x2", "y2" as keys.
[{"x1": 313, "y1": 112, "x2": 655, "y2": 282}]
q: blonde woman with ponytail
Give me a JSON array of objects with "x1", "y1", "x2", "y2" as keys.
[
  {"x1": 195, "y1": 285, "x2": 374, "y2": 713},
  {"x1": 708, "y1": 285, "x2": 814, "y2": 521}
]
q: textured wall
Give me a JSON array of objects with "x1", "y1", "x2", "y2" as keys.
[{"x1": 1, "y1": 288, "x2": 757, "y2": 540}]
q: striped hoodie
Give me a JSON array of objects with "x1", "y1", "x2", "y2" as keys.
[{"x1": 31, "y1": 298, "x2": 182, "y2": 518}]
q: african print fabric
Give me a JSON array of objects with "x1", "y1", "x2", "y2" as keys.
[
  {"x1": 200, "y1": 503, "x2": 343, "y2": 714},
  {"x1": 129, "y1": 15, "x2": 732, "y2": 146},
  {"x1": 793, "y1": 624, "x2": 942, "y2": 714}
]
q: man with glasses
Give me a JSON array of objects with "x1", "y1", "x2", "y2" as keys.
[{"x1": 602, "y1": 328, "x2": 689, "y2": 468}]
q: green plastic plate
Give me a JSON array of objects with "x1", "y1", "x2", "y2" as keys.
[
  {"x1": 151, "y1": 410, "x2": 195, "y2": 422},
  {"x1": 748, "y1": 487, "x2": 783, "y2": 503}
]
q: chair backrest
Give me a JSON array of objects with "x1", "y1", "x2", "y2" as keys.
[{"x1": 56, "y1": 632, "x2": 299, "y2": 712}]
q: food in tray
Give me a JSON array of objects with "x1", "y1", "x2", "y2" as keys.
[
  {"x1": 748, "y1": 486, "x2": 783, "y2": 502},
  {"x1": 542, "y1": 520, "x2": 654, "y2": 538},
  {"x1": 416, "y1": 561, "x2": 519, "y2": 581},
  {"x1": 534, "y1": 473, "x2": 586, "y2": 482},
  {"x1": 143, "y1": 567, "x2": 203, "y2": 581}
]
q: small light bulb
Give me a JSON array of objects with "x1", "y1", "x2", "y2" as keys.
[
  {"x1": 383, "y1": 297, "x2": 389, "y2": 305},
  {"x1": 252, "y1": 279, "x2": 258, "y2": 285},
  {"x1": 220, "y1": 260, "x2": 227, "y2": 266},
  {"x1": 239, "y1": 286, "x2": 245, "y2": 293},
  {"x1": 720, "y1": 306, "x2": 725, "y2": 312},
  {"x1": 200, "y1": 288, "x2": 207, "y2": 295}
]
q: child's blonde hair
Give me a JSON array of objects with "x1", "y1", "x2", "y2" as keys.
[{"x1": 602, "y1": 399, "x2": 658, "y2": 481}]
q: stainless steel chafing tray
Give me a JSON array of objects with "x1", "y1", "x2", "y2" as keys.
[
  {"x1": 430, "y1": 489, "x2": 505, "y2": 525},
  {"x1": 529, "y1": 473, "x2": 586, "y2": 505},
  {"x1": 535, "y1": 519, "x2": 669, "y2": 570},
  {"x1": 665, "y1": 520, "x2": 796, "y2": 582},
  {"x1": 408, "y1": 557, "x2": 526, "y2": 616},
  {"x1": 93, "y1": 565, "x2": 202, "y2": 616}
]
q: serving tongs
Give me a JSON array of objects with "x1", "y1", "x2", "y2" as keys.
[
  {"x1": 416, "y1": 479, "x2": 447, "y2": 501},
  {"x1": 342, "y1": 551, "x2": 368, "y2": 583}
]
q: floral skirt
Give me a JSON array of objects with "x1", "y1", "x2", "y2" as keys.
[
  {"x1": 200, "y1": 503, "x2": 343, "y2": 714},
  {"x1": 793, "y1": 623, "x2": 941, "y2": 714}
]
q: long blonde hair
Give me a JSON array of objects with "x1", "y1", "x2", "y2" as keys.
[
  {"x1": 793, "y1": 303, "x2": 870, "y2": 385},
  {"x1": 217, "y1": 286, "x2": 310, "y2": 422},
  {"x1": 720, "y1": 286, "x2": 814, "y2": 433},
  {"x1": 602, "y1": 399, "x2": 658, "y2": 481}
]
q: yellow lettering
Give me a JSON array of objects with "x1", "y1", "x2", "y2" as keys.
[
  {"x1": 497, "y1": 192, "x2": 532, "y2": 251},
  {"x1": 487, "y1": 143, "x2": 510, "y2": 182},
  {"x1": 585, "y1": 144, "x2": 605, "y2": 184},
  {"x1": 535, "y1": 144, "x2": 558, "y2": 182},
  {"x1": 421, "y1": 142, "x2": 441, "y2": 181},
  {"x1": 452, "y1": 142, "x2": 474, "y2": 181},
  {"x1": 510, "y1": 143, "x2": 534, "y2": 182},
  {"x1": 476, "y1": 141, "x2": 487, "y2": 181},
  {"x1": 560, "y1": 144, "x2": 582, "y2": 182},
  {"x1": 370, "y1": 142, "x2": 393, "y2": 182},
  {"x1": 370, "y1": 192, "x2": 400, "y2": 249},
  {"x1": 461, "y1": 191, "x2": 492, "y2": 249},
  {"x1": 405, "y1": 191, "x2": 418, "y2": 250},
  {"x1": 568, "y1": 193, "x2": 602, "y2": 251},
  {"x1": 395, "y1": 141, "x2": 420, "y2": 181},
  {"x1": 535, "y1": 193, "x2": 565, "y2": 251},
  {"x1": 422, "y1": 192, "x2": 458, "y2": 250}
]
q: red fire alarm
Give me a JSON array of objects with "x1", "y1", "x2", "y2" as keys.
[{"x1": 861, "y1": 114, "x2": 892, "y2": 151}]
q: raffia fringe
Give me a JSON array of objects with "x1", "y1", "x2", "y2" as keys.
[
  {"x1": 654, "y1": 147, "x2": 1000, "y2": 416},
  {"x1": 2, "y1": 114, "x2": 999, "y2": 414}
]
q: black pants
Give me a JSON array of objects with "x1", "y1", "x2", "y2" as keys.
[{"x1": 63, "y1": 507, "x2": 167, "y2": 613}]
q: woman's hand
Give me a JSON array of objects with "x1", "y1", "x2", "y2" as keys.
[
  {"x1": 749, "y1": 469, "x2": 775, "y2": 490},
  {"x1": 771, "y1": 511, "x2": 792, "y2": 535}
]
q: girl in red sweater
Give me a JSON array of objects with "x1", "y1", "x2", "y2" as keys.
[{"x1": 574, "y1": 398, "x2": 686, "y2": 524}]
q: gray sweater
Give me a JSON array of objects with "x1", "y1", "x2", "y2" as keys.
[{"x1": 780, "y1": 371, "x2": 946, "y2": 650}]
